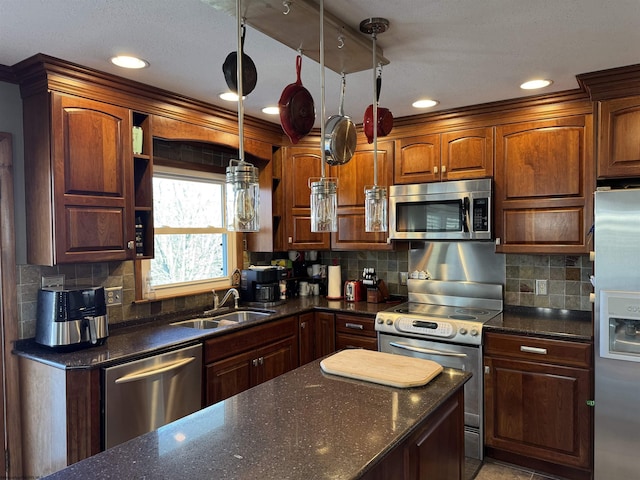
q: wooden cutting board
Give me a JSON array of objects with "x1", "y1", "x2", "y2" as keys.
[{"x1": 320, "y1": 349, "x2": 443, "y2": 388}]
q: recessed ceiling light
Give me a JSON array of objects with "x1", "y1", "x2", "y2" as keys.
[
  {"x1": 262, "y1": 106, "x2": 280, "y2": 115},
  {"x1": 520, "y1": 79, "x2": 553, "y2": 90},
  {"x1": 110, "y1": 55, "x2": 149, "y2": 69},
  {"x1": 412, "y1": 99, "x2": 439, "y2": 109},
  {"x1": 219, "y1": 92, "x2": 247, "y2": 102}
]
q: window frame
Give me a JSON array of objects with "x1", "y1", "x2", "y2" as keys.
[{"x1": 138, "y1": 164, "x2": 242, "y2": 300}]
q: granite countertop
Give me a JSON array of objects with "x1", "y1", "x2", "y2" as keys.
[
  {"x1": 485, "y1": 305, "x2": 593, "y2": 341},
  {"x1": 43, "y1": 359, "x2": 470, "y2": 480},
  {"x1": 13, "y1": 297, "x2": 402, "y2": 370}
]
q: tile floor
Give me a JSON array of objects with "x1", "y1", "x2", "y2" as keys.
[{"x1": 474, "y1": 459, "x2": 567, "y2": 480}]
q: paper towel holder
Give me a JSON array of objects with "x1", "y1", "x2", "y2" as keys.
[{"x1": 326, "y1": 265, "x2": 343, "y2": 299}]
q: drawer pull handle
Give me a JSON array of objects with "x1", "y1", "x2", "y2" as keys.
[
  {"x1": 345, "y1": 323, "x2": 364, "y2": 330},
  {"x1": 520, "y1": 345, "x2": 547, "y2": 355}
]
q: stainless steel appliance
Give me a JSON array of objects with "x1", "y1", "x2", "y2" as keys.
[
  {"x1": 36, "y1": 286, "x2": 109, "y2": 348},
  {"x1": 389, "y1": 178, "x2": 492, "y2": 241},
  {"x1": 103, "y1": 343, "x2": 202, "y2": 449},
  {"x1": 594, "y1": 187, "x2": 640, "y2": 480},
  {"x1": 376, "y1": 279, "x2": 503, "y2": 460}
]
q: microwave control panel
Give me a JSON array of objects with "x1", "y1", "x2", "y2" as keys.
[{"x1": 472, "y1": 198, "x2": 489, "y2": 231}]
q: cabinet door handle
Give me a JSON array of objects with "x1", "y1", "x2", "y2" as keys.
[
  {"x1": 127, "y1": 240, "x2": 134, "y2": 249},
  {"x1": 433, "y1": 166, "x2": 439, "y2": 174},
  {"x1": 300, "y1": 322, "x2": 306, "y2": 329},
  {"x1": 345, "y1": 322, "x2": 364, "y2": 330},
  {"x1": 252, "y1": 358, "x2": 258, "y2": 367},
  {"x1": 258, "y1": 356, "x2": 264, "y2": 365},
  {"x1": 441, "y1": 165, "x2": 447, "y2": 173},
  {"x1": 520, "y1": 345, "x2": 547, "y2": 355}
]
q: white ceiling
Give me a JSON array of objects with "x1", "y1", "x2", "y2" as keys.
[{"x1": 1, "y1": 0, "x2": 639, "y2": 128}]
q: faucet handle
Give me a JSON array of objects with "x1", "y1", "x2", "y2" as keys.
[{"x1": 212, "y1": 289, "x2": 219, "y2": 309}]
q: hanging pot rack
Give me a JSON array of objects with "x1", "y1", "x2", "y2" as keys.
[{"x1": 202, "y1": 0, "x2": 389, "y2": 74}]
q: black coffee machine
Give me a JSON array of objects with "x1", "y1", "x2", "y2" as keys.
[{"x1": 240, "y1": 268, "x2": 283, "y2": 303}]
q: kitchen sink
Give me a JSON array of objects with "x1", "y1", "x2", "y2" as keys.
[
  {"x1": 214, "y1": 310, "x2": 271, "y2": 322},
  {"x1": 170, "y1": 310, "x2": 272, "y2": 329},
  {"x1": 170, "y1": 318, "x2": 237, "y2": 330}
]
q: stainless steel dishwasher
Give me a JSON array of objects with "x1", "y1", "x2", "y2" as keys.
[{"x1": 103, "y1": 343, "x2": 202, "y2": 449}]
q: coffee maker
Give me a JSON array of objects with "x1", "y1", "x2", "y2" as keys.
[
  {"x1": 36, "y1": 286, "x2": 109, "y2": 349},
  {"x1": 240, "y1": 268, "x2": 282, "y2": 303}
]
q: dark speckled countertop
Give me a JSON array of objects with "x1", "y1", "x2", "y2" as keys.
[
  {"x1": 43, "y1": 359, "x2": 470, "y2": 480},
  {"x1": 13, "y1": 297, "x2": 593, "y2": 370},
  {"x1": 13, "y1": 297, "x2": 403, "y2": 370},
  {"x1": 485, "y1": 305, "x2": 592, "y2": 342}
]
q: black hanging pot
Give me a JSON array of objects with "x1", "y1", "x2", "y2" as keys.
[
  {"x1": 222, "y1": 24, "x2": 257, "y2": 95},
  {"x1": 324, "y1": 74, "x2": 356, "y2": 166}
]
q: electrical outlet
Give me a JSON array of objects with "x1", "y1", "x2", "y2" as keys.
[
  {"x1": 399, "y1": 272, "x2": 408, "y2": 286},
  {"x1": 105, "y1": 286, "x2": 123, "y2": 306},
  {"x1": 41, "y1": 275, "x2": 65, "y2": 289},
  {"x1": 535, "y1": 279, "x2": 548, "y2": 296}
]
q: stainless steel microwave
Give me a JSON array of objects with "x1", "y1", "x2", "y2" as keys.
[{"x1": 389, "y1": 178, "x2": 492, "y2": 241}]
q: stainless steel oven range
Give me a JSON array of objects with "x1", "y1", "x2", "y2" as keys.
[{"x1": 375, "y1": 280, "x2": 502, "y2": 461}]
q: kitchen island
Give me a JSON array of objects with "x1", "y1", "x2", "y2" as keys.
[{"x1": 44, "y1": 358, "x2": 470, "y2": 480}]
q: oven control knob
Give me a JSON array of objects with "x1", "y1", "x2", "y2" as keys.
[
  {"x1": 377, "y1": 318, "x2": 383, "y2": 324},
  {"x1": 470, "y1": 328, "x2": 479, "y2": 336},
  {"x1": 386, "y1": 319, "x2": 393, "y2": 325},
  {"x1": 459, "y1": 327, "x2": 468, "y2": 335}
]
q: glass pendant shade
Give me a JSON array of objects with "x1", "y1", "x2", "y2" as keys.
[
  {"x1": 364, "y1": 185, "x2": 387, "y2": 232},
  {"x1": 226, "y1": 161, "x2": 260, "y2": 232},
  {"x1": 310, "y1": 178, "x2": 337, "y2": 232}
]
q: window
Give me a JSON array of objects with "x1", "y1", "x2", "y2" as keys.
[{"x1": 141, "y1": 165, "x2": 238, "y2": 299}]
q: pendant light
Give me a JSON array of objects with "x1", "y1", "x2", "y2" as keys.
[
  {"x1": 310, "y1": 0, "x2": 338, "y2": 233},
  {"x1": 360, "y1": 18, "x2": 389, "y2": 233},
  {"x1": 226, "y1": 0, "x2": 260, "y2": 232}
]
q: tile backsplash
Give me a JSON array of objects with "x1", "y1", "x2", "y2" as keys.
[
  {"x1": 505, "y1": 254, "x2": 593, "y2": 311},
  {"x1": 15, "y1": 252, "x2": 593, "y2": 340}
]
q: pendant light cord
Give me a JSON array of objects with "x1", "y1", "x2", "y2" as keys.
[
  {"x1": 236, "y1": 2, "x2": 245, "y2": 163},
  {"x1": 372, "y1": 32, "x2": 378, "y2": 187},
  {"x1": 320, "y1": 0, "x2": 326, "y2": 179}
]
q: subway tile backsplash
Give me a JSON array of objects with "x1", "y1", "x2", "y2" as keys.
[{"x1": 15, "y1": 252, "x2": 592, "y2": 340}]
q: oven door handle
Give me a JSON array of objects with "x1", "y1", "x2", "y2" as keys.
[{"x1": 389, "y1": 341, "x2": 467, "y2": 358}]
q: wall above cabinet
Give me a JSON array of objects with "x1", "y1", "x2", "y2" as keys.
[{"x1": 203, "y1": 0, "x2": 388, "y2": 74}]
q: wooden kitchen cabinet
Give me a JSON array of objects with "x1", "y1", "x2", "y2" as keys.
[
  {"x1": 596, "y1": 95, "x2": 640, "y2": 178},
  {"x1": 22, "y1": 92, "x2": 136, "y2": 264},
  {"x1": 280, "y1": 145, "x2": 331, "y2": 250},
  {"x1": 299, "y1": 311, "x2": 336, "y2": 365},
  {"x1": 494, "y1": 115, "x2": 594, "y2": 254},
  {"x1": 19, "y1": 358, "x2": 101, "y2": 477},
  {"x1": 335, "y1": 313, "x2": 378, "y2": 351},
  {"x1": 330, "y1": 141, "x2": 395, "y2": 250},
  {"x1": 394, "y1": 127, "x2": 493, "y2": 184},
  {"x1": 483, "y1": 332, "x2": 593, "y2": 480},
  {"x1": 362, "y1": 388, "x2": 465, "y2": 480},
  {"x1": 203, "y1": 316, "x2": 299, "y2": 405}
]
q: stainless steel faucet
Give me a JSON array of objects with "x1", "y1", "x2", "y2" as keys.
[{"x1": 205, "y1": 288, "x2": 240, "y2": 315}]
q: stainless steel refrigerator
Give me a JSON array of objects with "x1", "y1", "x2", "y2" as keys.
[{"x1": 594, "y1": 187, "x2": 640, "y2": 479}]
